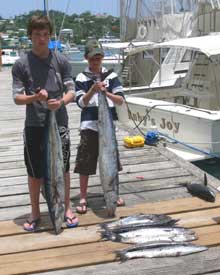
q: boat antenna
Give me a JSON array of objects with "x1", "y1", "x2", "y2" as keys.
[{"x1": 43, "y1": 0, "x2": 49, "y2": 16}]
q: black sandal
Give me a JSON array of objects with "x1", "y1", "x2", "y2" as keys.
[
  {"x1": 64, "y1": 215, "x2": 79, "y2": 228},
  {"x1": 76, "y1": 202, "x2": 87, "y2": 214},
  {"x1": 23, "y1": 218, "x2": 40, "y2": 232}
]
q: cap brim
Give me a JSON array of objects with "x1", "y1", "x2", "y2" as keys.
[{"x1": 87, "y1": 48, "x2": 104, "y2": 58}]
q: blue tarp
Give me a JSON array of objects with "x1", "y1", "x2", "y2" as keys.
[{"x1": 48, "y1": 40, "x2": 62, "y2": 51}]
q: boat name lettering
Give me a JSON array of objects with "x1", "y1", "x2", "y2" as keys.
[
  {"x1": 160, "y1": 118, "x2": 180, "y2": 133},
  {"x1": 128, "y1": 110, "x2": 180, "y2": 133}
]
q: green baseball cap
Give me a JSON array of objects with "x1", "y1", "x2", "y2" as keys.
[{"x1": 84, "y1": 39, "x2": 104, "y2": 58}]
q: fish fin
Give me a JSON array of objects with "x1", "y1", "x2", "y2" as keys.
[
  {"x1": 101, "y1": 69, "x2": 114, "y2": 81},
  {"x1": 204, "y1": 173, "x2": 207, "y2": 186},
  {"x1": 167, "y1": 219, "x2": 180, "y2": 226}
]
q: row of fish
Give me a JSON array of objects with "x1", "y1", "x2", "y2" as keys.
[{"x1": 100, "y1": 213, "x2": 208, "y2": 261}]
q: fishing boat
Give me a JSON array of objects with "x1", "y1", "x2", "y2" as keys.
[
  {"x1": 117, "y1": 0, "x2": 220, "y2": 161},
  {"x1": 69, "y1": 50, "x2": 124, "y2": 79},
  {"x1": 1, "y1": 49, "x2": 19, "y2": 66},
  {"x1": 98, "y1": 34, "x2": 120, "y2": 44}
]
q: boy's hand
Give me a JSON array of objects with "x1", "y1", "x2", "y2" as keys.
[
  {"x1": 47, "y1": 99, "x2": 61, "y2": 111},
  {"x1": 36, "y1": 89, "x2": 48, "y2": 101},
  {"x1": 92, "y1": 81, "x2": 106, "y2": 93}
]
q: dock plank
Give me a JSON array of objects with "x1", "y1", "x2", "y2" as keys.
[
  {"x1": 1, "y1": 195, "x2": 220, "y2": 237},
  {"x1": 1, "y1": 67, "x2": 220, "y2": 275},
  {"x1": 0, "y1": 222, "x2": 220, "y2": 275},
  {"x1": 29, "y1": 246, "x2": 220, "y2": 275}
]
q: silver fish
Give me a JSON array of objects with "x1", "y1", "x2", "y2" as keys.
[
  {"x1": 98, "y1": 90, "x2": 119, "y2": 217},
  {"x1": 103, "y1": 226, "x2": 197, "y2": 244},
  {"x1": 100, "y1": 214, "x2": 178, "y2": 232},
  {"x1": 43, "y1": 111, "x2": 65, "y2": 234},
  {"x1": 117, "y1": 242, "x2": 208, "y2": 260}
]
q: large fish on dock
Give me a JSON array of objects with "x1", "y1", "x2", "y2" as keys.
[
  {"x1": 116, "y1": 242, "x2": 208, "y2": 260},
  {"x1": 98, "y1": 72, "x2": 119, "y2": 217},
  {"x1": 184, "y1": 173, "x2": 215, "y2": 202},
  {"x1": 43, "y1": 111, "x2": 65, "y2": 234},
  {"x1": 98, "y1": 90, "x2": 119, "y2": 217},
  {"x1": 100, "y1": 214, "x2": 178, "y2": 233},
  {"x1": 102, "y1": 226, "x2": 197, "y2": 244}
]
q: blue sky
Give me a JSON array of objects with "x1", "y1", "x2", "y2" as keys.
[{"x1": 1, "y1": 0, "x2": 120, "y2": 18}]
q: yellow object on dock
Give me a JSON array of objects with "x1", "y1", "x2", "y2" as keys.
[{"x1": 123, "y1": 135, "x2": 145, "y2": 148}]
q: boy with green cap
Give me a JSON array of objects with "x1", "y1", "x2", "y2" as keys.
[{"x1": 74, "y1": 39, "x2": 125, "y2": 214}]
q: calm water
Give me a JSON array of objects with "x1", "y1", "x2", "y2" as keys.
[{"x1": 193, "y1": 158, "x2": 220, "y2": 179}]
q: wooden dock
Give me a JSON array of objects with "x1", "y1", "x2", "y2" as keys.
[{"x1": 1, "y1": 67, "x2": 220, "y2": 275}]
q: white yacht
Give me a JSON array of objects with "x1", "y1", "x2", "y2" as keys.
[
  {"x1": 117, "y1": 0, "x2": 220, "y2": 161},
  {"x1": 1, "y1": 49, "x2": 19, "y2": 66}
]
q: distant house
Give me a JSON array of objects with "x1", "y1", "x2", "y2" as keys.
[
  {"x1": 60, "y1": 29, "x2": 73, "y2": 38},
  {"x1": 95, "y1": 13, "x2": 108, "y2": 18},
  {"x1": 0, "y1": 19, "x2": 6, "y2": 25}
]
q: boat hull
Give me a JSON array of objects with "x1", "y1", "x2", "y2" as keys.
[{"x1": 117, "y1": 96, "x2": 220, "y2": 161}]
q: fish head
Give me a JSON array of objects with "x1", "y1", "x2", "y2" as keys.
[{"x1": 187, "y1": 183, "x2": 215, "y2": 202}]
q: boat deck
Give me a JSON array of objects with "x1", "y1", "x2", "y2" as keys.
[{"x1": 1, "y1": 67, "x2": 220, "y2": 275}]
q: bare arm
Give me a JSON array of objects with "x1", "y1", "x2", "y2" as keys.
[
  {"x1": 82, "y1": 83, "x2": 99, "y2": 106},
  {"x1": 14, "y1": 89, "x2": 48, "y2": 105},
  {"x1": 105, "y1": 91, "x2": 124, "y2": 105}
]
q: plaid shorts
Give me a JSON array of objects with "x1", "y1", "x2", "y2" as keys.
[
  {"x1": 24, "y1": 126, "x2": 70, "y2": 178},
  {"x1": 74, "y1": 129, "x2": 122, "y2": 175}
]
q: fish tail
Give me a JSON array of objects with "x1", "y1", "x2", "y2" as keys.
[
  {"x1": 204, "y1": 173, "x2": 207, "y2": 186},
  {"x1": 100, "y1": 229, "x2": 118, "y2": 241},
  {"x1": 115, "y1": 250, "x2": 128, "y2": 262},
  {"x1": 99, "y1": 222, "x2": 109, "y2": 230}
]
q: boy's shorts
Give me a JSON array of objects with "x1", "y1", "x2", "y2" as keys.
[
  {"x1": 24, "y1": 126, "x2": 70, "y2": 179},
  {"x1": 74, "y1": 129, "x2": 99, "y2": 175},
  {"x1": 74, "y1": 129, "x2": 122, "y2": 175}
]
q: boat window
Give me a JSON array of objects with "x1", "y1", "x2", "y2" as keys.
[
  {"x1": 10, "y1": 51, "x2": 17, "y2": 57},
  {"x1": 181, "y1": 50, "x2": 193, "y2": 62},
  {"x1": 164, "y1": 48, "x2": 183, "y2": 64}
]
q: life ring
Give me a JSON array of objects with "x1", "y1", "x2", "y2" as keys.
[{"x1": 137, "y1": 24, "x2": 147, "y2": 39}]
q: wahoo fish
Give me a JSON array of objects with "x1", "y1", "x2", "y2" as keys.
[
  {"x1": 98, "y1": 73, "x2": 119, "y2": 217},
  {"x1": 116, "y1": 242, "x2": 208, "y2": 260},
  {"x1": 185, "y1": 174, "x2": 215, "y2": 202},
  {"x1": 100, "y1": 214, "x2": 178, "y2": 232},
  {"x1": 102, "y1": 226, "x2": 197, "y2": 244},
  {"x1": 43, "y1": 111, "x2": 65, "y2": 234}
]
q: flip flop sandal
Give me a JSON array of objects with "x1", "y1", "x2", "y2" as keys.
[
  {"x1": 64, "y1": 216, "x2": 79, "y2": 228},
  {"x1": 23, "y1": 218, "x2": 40, "y2": 232},
  {"x1": 76, "y1": 202, "x2": 87, "y2": 214}
]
